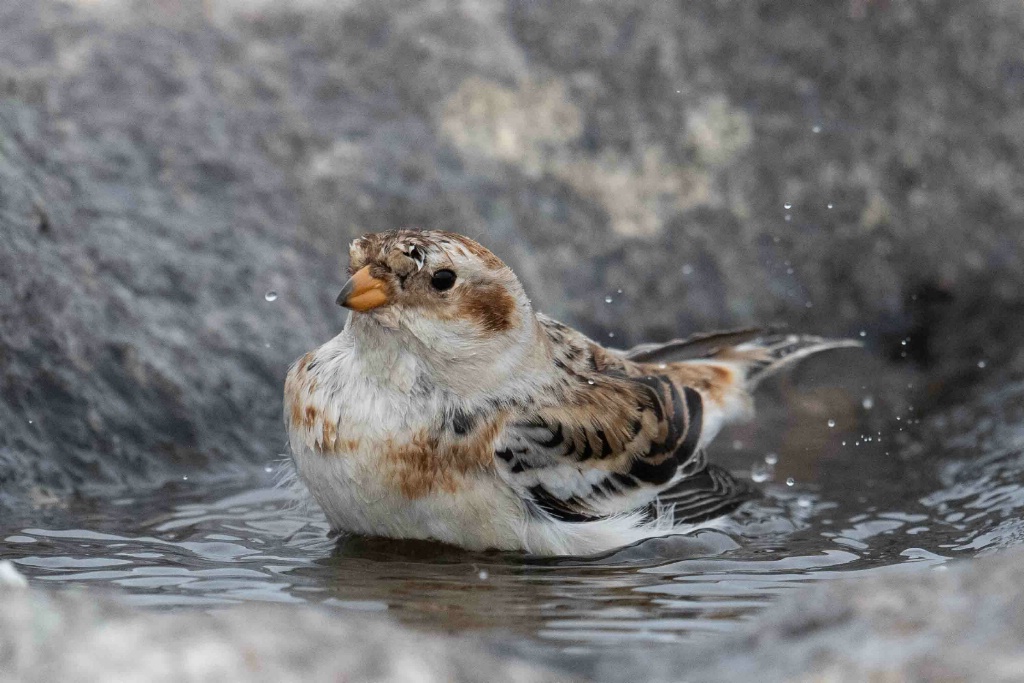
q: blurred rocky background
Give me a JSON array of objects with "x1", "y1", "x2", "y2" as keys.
[{"x1": 2, "y1": 0, "x2": 1023, "y2": 502}]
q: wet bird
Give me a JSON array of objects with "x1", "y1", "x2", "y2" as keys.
[{"x1": 285, "y1": 230, "x2": 856, "y2": 556}]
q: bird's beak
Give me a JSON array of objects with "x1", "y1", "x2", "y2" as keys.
[{"x1": 337, "y1": 266, "x2": 390, "y2": 311}]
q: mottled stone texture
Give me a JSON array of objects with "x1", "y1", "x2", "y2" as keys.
[
  {"x1": 596, "y1": 548, "x2": 1024, "y2": 683},
  {"x1": 4, "y1": 548, "x2": 1024, "y2": 682},
  {"x1": 1, "y1": 0, "x2": 1023, "y2": 498},
  {"x1": 0, "y1": 582, "x2": 563, "y2": 683}
]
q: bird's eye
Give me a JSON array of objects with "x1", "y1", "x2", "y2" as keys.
[
  {"x1": 407, "y1": 245, "x2": 425, "y2": 271},
  {"x1": 430, "y1": 269, "x2": 457, "y2": 291}
]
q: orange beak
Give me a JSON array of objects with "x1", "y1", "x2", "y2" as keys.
[{"x1": 336, "y1": 266, "x2": 390, "y2": 311}]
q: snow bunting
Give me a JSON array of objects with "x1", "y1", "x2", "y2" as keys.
[{"x1": 285, "y1": 230, "x2": 857, "y2": 556}]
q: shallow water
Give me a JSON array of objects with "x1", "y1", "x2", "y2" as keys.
[{"x1": 3, "y1": 380, "x2": 1023, "y2": 672}]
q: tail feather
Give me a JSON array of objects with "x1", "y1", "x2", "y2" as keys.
[
  {"x1": 720, "y1": 334, "x2": 862, "y2": 389},
  {"x1": 624, "y1": 328, "x2": 770, "y2": 364},
  {"x1": 626, "y1": 328, "x2": 861, "y2": 389}
]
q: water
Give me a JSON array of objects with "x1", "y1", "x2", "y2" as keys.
[{"x1": 2, "y1": 381, "x2": 1023, "y2": 671}]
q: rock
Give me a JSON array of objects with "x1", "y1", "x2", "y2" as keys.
[
  {"x1": 1, "y1": 0, "x2": 1023, "y2": 498},
  {"x1": 4, "y1": 548, "x2": 1024, "y2": 683},
  {"x1": 594, "y1": 548, "x2": 1024, "y2": 682},
  {"x1": 0, "y1": 585, "x2": 563, "y2": 683},
  {"x1": 0, "y1": 561, "x2": 28, "y2": 589}
]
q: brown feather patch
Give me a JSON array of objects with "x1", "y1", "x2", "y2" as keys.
[
  {"x1": 654, "y1": 363, "x2": 737, "y2": 406},
  {"x1": 382, "y1": 418, "x2": 504, "y2": 498},
  {"x1": 303, "y1": 405, "x2": 318, "y2": 427},
  {"x1": 285, "y1": 352, "x2": 315, "y2": 428},
  {"x1": 285, "y1": 352, "x2": 358, "y2": 454},
  {"x1": 458, "y1": 282, "x2": 517, "y2": 332}
]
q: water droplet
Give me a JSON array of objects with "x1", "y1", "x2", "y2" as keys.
[
  {"x1": 478, "y1": 570, "x2": 489, "y2": 580},
  {"x1": 657, "y1": 363, "x2": 667, "y2": 369},
  {"x1": 859, "y1": 330, "x2": 867, "y2": 337},
  {"x1": 264, "y1": 466, "x2": 273, "y2": 473},
  {"x1": 862, "y1": 396, "x2": 875, "y2": 410},
  {"x1": 811, "y1": 125, "x2": 822, "y2": 134},
  {"x1": 786, "y1": 267, "x2": 794, "y2": 275},
  {"x1": 783, "y1": 202, "x2": 792, "y2": 210},
  {"x1": 264, "y1": 290, "x2": 278, "y2": 302},
  {"x1": 827, "y1": 419, "x2": 836, "y2": 428},
  {"x1": 27, "y1": 419, "x2": 33, "y2": 425},
  {"x1": 764, "y1": 453, "x2": 778, "y2": 465},
  {"x1": 750, "y1": 463, "x2": 772, "y2": 483},
  {"x1": 182, "y1": 476, "x2": 189, "y2": 481},
  {"x1": 587, "y1": 379, "x2": 595, "y2": 385},
  {"x1": 616, "y1": 288, "x2": 623, "y2": 294},
  {"x1": 786, "y1": 477, "x2": 795, "y2": 487},
  {"x1": 842, "y1": 441, "x2": 847, "y2": 446},
  {"x1": 604, "y1": 296, "x2": 614, "y2": 304},
  {"x1": 681, "y1": 264, "x2": 694, "y2": 276},
  {"x1": 901, "y1": 339, "x2": 908, "y2": 346},
  {"x1": 607, "y1": 332, "x2": 615, "y2": 338},
  {"x1": 827, "y1": 203, "x2": 834, "y2": 210},
  {"x1": 977, "y1": 360, "x2": 987, "y2": 369},
  {"x1": 797, "y1": 496, "x2": 813, "y2": 508},
  {"x1": 264, "y1": 342, "x2": 271, "y2": 348}
]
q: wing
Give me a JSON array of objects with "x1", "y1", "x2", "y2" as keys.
[{"x1": 494, "y1": 316, "x2": 752, "y2": 524}]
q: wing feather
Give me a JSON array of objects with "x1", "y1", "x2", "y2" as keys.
[{"x1": 494, "y1": 316, "x2": 748, "y2": 524}]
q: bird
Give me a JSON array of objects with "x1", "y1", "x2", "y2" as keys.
[{"x1": 284, "y1": 229, "x2": 858, "y2": 556}]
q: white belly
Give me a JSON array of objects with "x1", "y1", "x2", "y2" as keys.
[
  {"x1": 290, "y1": 441, "x2": 531, "y2": 551},
  {"x1": 290, "y1": 437, "x2": 711, "y2": 556}
]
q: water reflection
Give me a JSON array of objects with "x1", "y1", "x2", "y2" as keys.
[{"x1": 0, "y1": 479, "x2": 973, "y2": 649}]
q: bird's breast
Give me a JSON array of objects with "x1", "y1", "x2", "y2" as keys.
[
  {"x1": 284, "y1": 348, "x2": 504, "y2": 501},
  {"x1": 284, "y1": 351, "x2": 525, "y2": 548}
]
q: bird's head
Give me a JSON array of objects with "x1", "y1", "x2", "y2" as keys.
[{"x1": 337, "y1": 230, "x2": 540, "y2": 388}]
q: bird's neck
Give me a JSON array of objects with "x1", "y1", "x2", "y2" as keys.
[{"x1": 338, "y1": 312, "x2": 555, "y2": 404}]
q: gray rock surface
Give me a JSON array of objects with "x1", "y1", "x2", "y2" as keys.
[
  {"x1": 4, "y1": 546, "x2": 1024, "y2": 682},
  {"x1": 0, "y1": 580, "x2": 563, "y2": 683},
  {"x1": 595, "y1": 548, "x2": 1024, "y2": 683},
  {"x1": 1, "y1": 0, "x2": 1023, "y2": 498}
]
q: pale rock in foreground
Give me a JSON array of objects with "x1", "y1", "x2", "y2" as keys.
[
  {"x1": 595, "y1": 548, "x2": 1024, "y2": 683},
  {"x1": 0, "y1": 587, "x2": 565, "y2": 683}
]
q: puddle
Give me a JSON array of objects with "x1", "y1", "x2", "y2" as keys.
[{"x1": 2, "y1": 381, "x2": 1023, "y2": 671}]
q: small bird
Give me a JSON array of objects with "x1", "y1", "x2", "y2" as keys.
[{"x1": 285, "y1": 230, "x2": 856, "y2": 556}]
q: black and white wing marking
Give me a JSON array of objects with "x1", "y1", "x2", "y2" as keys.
[
  {"x1": 655, "y1": 462, "x2": 758, "y2": 524},
  {"x1": 495, "y1": 370, "x2": 744, "y2": 523}
]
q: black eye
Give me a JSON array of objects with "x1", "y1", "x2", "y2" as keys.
[{"x1": 430, "y1": 269, "x2": 457, "y2": 291}]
